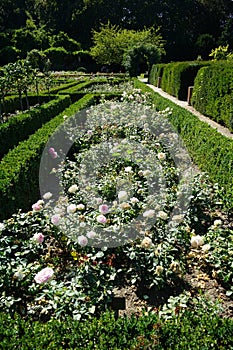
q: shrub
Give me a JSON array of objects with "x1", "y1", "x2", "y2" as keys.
[
  {"x1": 73, "y1": 50, "x2": 97, "y2": 72},
  {"x1": 191, "y1": 61, "x2": 233, "y2": 130},
  {"x1": 43, "y1": 47, "x2": 70, "y2": 71},
  {"x1": 123, "y1": 43, "x2": 161, "y2": 77},
  {"x1": 0, "y1": 310, "x2": 232, "y2": 349},
  {"x1": 49, "y1": 31, "x2": 81, "y2": 53},
  {"x1": 134, "y1": 79, "x2": 233, "y2": 210},
  {"x1": 159, "y1": 61, "x2": 210, "y2": 100},
  {"x1": 0, "y1": 95, "x2": 71, "y2": 158},
  {"x1": 0, "y1": 94, "x2": 95, "y2": 220},
  {"x1": 148, "y1": 63, "x2": 166, "y2": 86}
]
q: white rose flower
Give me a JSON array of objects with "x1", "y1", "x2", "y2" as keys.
[
  {"x1": 87, "y1": 231, "x2": 97, "y2": 239},
  {"x1": 202, "y1": 243, "x2": 211, "y2": 252},
  {"x1": 191, "y1": 235, "x2": 204, "y2": 248},
  {"x1": 130, "y1": 197, "x2": 139, "y2": 204},
  {"x1": 67, "y1": 204, "x2": 77, "y2": 214},
  {"x1": 157, "y1": 211, "x2": 168, "y2": 220},
  {"x1": 141, "y1": 237, "x2": 153, "y2": 248},
  {"x1": 143, "y1": 209, "x2": 155, "y2": 218},
  {"x1": 124, "y1": 166, "x2": 132, "y2": 172},
  {"x1": 68, "y1": 184, "x2": 78, "y2": 193},
  {"x1": 0, "y1": 223, "x2": 5, "y2": 231},
  {"x1": 213, "y1": 219, "x2": 222, "y2": 227},
  {"x1": 155, "y1": 265, "x2": 164, "y2": 275},
  {"x1": 77, "y1": 204, "x2": 85, "y2": 210},
  {"x1": 157, "y1": 152, "x2": 166, "y2": 160},
  {"x1": 78, "y1": 235, "x2": 88, "y2": 247},
  {"x1": 43, "y1": 192, "x2": 53, "y2": 200},
  {"x1": 118, "y1": 191, "x2": 128, "y2": 202}
]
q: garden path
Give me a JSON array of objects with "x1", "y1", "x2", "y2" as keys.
[{"x1": 140, "y1": 78, "x2": 233, "y2": 141}]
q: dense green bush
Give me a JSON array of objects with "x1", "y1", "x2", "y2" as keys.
[
  {"x1": 49, "y1": 31, "x2": 81, "y2": 53},
  {"x1": 158, "y1": 61, "x2": 210, "y2": 100},
  {"x1": 123, "y1": 43, "x2": 161, "y2": 77},
  {"x1": 43, "y1": 47, "x2": 70, "y2": 70},
  {"x1": 148, "y1": 63, "x2": 166, "y2": 86},
  {"x1": 0, "y1": 94, "x2": 53, "y2": 115},
  {"x1": 191, "y1": 61, "x2": 233, "y2": 131},
  {"x1": 0, "y1": 310, "x2": 232, "y2": 349},
  {"x1": 135, "y1": 79, "x2": 233, "y2": 210},
  {"x1": 0, "y1": 46, "x2": 19, "y2": 65},
  {"x1": 0, "y1": 94, "x2": 95, "y2": 220},
  {"x1": 0, "y1": 95, "x2": 71, "y2": 158},
  {"x1": 73, "y1": 50, "x2": 97, "y2": 72}
]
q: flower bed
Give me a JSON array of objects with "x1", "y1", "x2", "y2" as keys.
[{"x1": 0, "y1": 84, "x2": 232, "y2": 325}]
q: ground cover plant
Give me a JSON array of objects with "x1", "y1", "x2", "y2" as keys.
[{"x1": 0, "y1": 80, "x2": 232, "y2": 348}]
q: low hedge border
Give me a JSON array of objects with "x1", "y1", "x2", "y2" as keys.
[
  {"x1": 135, "y1": 79, "x2": 233, "y2": 210},
  {"x1": 48, "y1": 79, "x2": 88, "y2": 94},
  {"x1": 0, "y1": 311, "x2": 232, "y2": 349},
  {"x1": 58, "y1": 77, "x2": 127, "y2": 102},
  {"x1": 0, "y1": 94, "x2": 95, "y2": 220},
  {"x1": 0, "y1": 94, "x2": 52, "y2": 115},
  {"x1": 0, "y1": 95, "x2": 72, "y2": 158}
]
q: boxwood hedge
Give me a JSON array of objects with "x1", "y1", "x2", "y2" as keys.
[
  {"x1": 135, "y1": 79, "x2": 233, "y2": 210},
  {"x1": 191, "y1": 61, "x2": 233, "y2": 131},
  {"x1": 0, "y1": 94, "x2": 95, "y2": 220},
  {"x1": 149, "y1": 61, "x2": 210, "y2": 100},
  {"x1": 0, "y1": 95, "x2": 72, "y2": 158},
  {"x1": 0, "y1": 311, "x2": 232, "y2": 349}
]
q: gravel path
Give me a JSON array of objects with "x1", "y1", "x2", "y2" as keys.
[{"x1": 140, "y1": 79, "x2": 233, "y2": 141}]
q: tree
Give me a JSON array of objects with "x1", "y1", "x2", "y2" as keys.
[
  {"x1": 49, "y1": 31, "x2": 81, "y2": 53},
  {"x1": 123, "y1": 44, "x2": 162, "y2": 77},
  {"x1": 90, "y1": 22, "x2": 165, "y2": 70}
]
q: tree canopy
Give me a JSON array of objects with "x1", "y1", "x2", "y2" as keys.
[
  {"x1": 0, "y1": 0, "x2": 232, "y2": 62},
  {"x1": 90, "y1": 23, "x2": 165, "y2": 68}
]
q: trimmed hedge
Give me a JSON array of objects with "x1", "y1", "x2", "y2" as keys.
[
  {"x1": 148, "y1": 63, "x2": 166, "y2": 86},
  {"x1": 0, "y1": 95, "x2": 72, "y2": 158},
  {"x1": 191, "y1": 61, "x2": 233, "y2": 131},
  {"x1": 135, "y1": 79, "x2": 233, "y2": 209},
  {"x1": 58, "y1": 77, "x2": 126, "y2": 102},
  {"x1": 149, "y1": 61, "x2": 209, "y2": 100},
  {"x1": 0, "y1": 94, "x2": 51, "y2": 115},
  {"x1": 48, "y1": 80, "x2": 87, "y2": 94},
  {"x1": 0, "y1": 311, "x2": 233, "y2": 349},
  {"x1": 0, "y1": 94, "x2": 95, "y2": 220}
]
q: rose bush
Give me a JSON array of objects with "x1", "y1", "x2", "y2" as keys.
[{"x1": 0, "y1": 84, "x2": 231, "y2": 322}]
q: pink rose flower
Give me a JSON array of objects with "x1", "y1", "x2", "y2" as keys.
[
  {"x1": 51, "y1": 214, "x2": 61, "y2": 225},
  {"x1": 86, "y1": 231, "x2": 96, "y2": 239},
  {"x1": 96, "y1": 214, "x2": 107, "y2": 224},
  {"x1": 99, "y1": 204, "x2": 109, "y2": 214},
  {"x1": 48, "y1": 147, "x2": 58, "y2": 159},
  {"x1": 77, "y1": 235, "x2": 88, "y2": 247},
  {"x1": 34, "y1": 267, "x2": 54, "y2": 284},
  {"x1": 33, "y1": 232, "x2": 44, "y2": 243},
  {"x1": 32, "y1": 202, "x2": 43, "y2": 211}
]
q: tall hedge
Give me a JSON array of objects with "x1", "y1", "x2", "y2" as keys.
[
  {"x1": 148, "y1": 63, "x2": 166, "y2": 86},
  {"x1": 191, "y1": 61, "x2": 233, "y2": 131},
  {"x1": 149, "y1": 61, "x2": 210, "y2": 100},
  {"x1": 0, "y1": 94, "x2": 95, "y2": 220}
]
